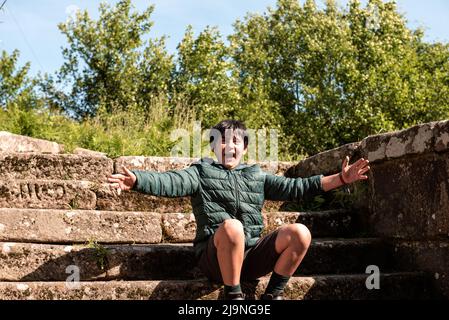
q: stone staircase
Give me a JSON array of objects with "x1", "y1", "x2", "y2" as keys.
[{"x1": 0, "y1": 152, "x2": 437, "y2": 300}]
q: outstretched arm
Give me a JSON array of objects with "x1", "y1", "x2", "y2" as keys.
[
  {"x1": 264, "y1": 173, "x2": 324, "y2": 202},
  {"x1": 321, "y1": 156, "x2": 370, "y2": 192},
  {"x1": 108, "y1": 165, "x2": 200, "y2": 197}
]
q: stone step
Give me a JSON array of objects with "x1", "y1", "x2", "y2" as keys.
[
  {"x1": 0, "y1": 239, "x2": 390, "y2": 281},
  {"x1": 0, "y1": 180, "x2": 98, "y2": 210},
  {"x1": 263, "y1": 209, "x2": 358, "y2": 238},
  {"x1": 0, "y1": 153, "x2": 113, "y2": 183},
  {"x1": 0, "y1": 153, "x2": 294, "y2": 184},
  {"x1": 0, "y1": 208, "x2": 163, "y2": 243},
  {"x1": 0, "y1": 179, "x2": 289, "y2": 212},
  {"x1": 0, "y1": 272, "x2": 433, "y2": 300},
  {"x1": 0, "y1": 208, "x2": 357, "y2": 244},
  {"x1": 115, "y1": 156, "x2": 295, "y2": 176},
  {"x1": 0, "y1": 132, "x2": 64, "y2": 154}
]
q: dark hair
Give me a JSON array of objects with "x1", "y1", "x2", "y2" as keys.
[{"x1": 209, "y1": 120, "x2": 249, "y2": 149}]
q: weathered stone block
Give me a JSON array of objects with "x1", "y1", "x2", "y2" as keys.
[
  {"x1": 0, "y1": 243, "x2": 199, "y2": 281},
  {"x1": 114, "y1": 156, "x2": 294, "y2": 176},
  {"x1": 72, "y1": 148, "x2": 107, "y2": 157},
  {"x1": 391, "y1": 240, "x2": 449, "y2": 298},
  {"x1": 360, "y1": 122, "x2": 438, "y2": 163},
  {"x1": 368, "y1": 153, "x2": 449, "y2": 239},
  {"x1": 96, "y1": 187, "x2": 193, "y2": 212},
  {"x1": 0, "y1": 153, "x2": 113, "y2": 183},
  {"x1": 0, "y1": 239, "x2": 391, "y2": 281},
  {"x1": 115, "y1": 156, "x2": 196, "y2": 173},
  {"x1": 434, "y1": 120, "x2": 449, "y2": 152},
  {"x1": 0, "y1": 273, "x2": 433, "y2": 300},
  {"x1": 263, "y1": 210, "x2": 356, "y2": 238},
  {"x1": 162, "y1": 213, "x2": 196, "y2": 242},
  {"x1": 0, "y1": 180, "x2": 96, "y2": 210},
  {"x1": 0, "y1": 131, "x2": 64, "y2": 154},
  {"x1": 286, "y1": 142, "x2": 361, "y2": 177},
  {"x1": 0, "y1": 209, "x2": 161, "y2": 243}
]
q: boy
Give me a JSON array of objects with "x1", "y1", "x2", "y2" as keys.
[{"x1": 107, "y1": 120, "x2": 370, "y2": 300}]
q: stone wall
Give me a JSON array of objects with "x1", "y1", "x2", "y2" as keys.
[
  {"x1": 286, "y1": 120, "x2": 449, "y2": 298},
  {"x1": 1, "y1": 127, "x2": 447, "y2": 298},
  {"x1": 0, "y1": 132, "x2": 64, "y2": 154}
]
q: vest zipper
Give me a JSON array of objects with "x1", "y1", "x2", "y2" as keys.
[{"x1": 231, "y1": 172, "x2": 240, "y2": 215}]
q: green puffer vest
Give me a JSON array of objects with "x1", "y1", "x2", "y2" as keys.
[{"x1": 131, "y1": 158, "x2": 323, "y2": 257}]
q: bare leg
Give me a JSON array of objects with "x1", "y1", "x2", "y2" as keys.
[
  {"x1": 273, "y1": 223, "x2": 312, "y2": 276},
  {"x1": 213, "y1": 219, "x2": 245, "y2": 286}
]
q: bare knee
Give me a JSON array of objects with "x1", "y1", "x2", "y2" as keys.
[
  {"x1": 290, "y1": 223, "x2": 312, "y2": 248},
  {"x1": 281, "y1": 223, "x2": 312, "y2": 250},
  {"x1": 215, "y1": 219, "x2": 244, "y2": 247}
]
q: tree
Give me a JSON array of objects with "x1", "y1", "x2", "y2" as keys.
[
  {"x1": 42, "y1": 0, "x2": 173, "y2": 120},
  {"x1": 0, "y1": 49, "x2": 36, "y2": 110},
  {"x1": 173, "y1": 25, "x2": 240, "y2": 128},
  {"x1": 35, "y1": 0, "x2": 449, "y2": 158},
  {"x1": 230, "y1": 0, "x2": 449, "y2": 156},
  {"x1": 0, "y1": 49, "x2": 51, "y2": 136}
]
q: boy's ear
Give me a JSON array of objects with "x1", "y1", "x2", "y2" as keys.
[{"x1": 243, "y1": 147, "x2": 248, "y2": 155}]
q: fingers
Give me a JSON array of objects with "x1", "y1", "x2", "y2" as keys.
[
  {"x1": 108, "y1": 167, "x2": 135, "y2": 196},
  {"x1": 108, "y1": 167, "x2": 134, "y2": 181},
  {"x1": 109, "y1": 182, "x2": 120, "y2": 189},
  {"x1": 342, "y1": 156, "x2": 349, "y2": 170},
  {"x1": 108, "y1": 177, "x2": 124, "y2": 183},
  {"x1": 353, "y1": 158, "x2": 370, "y2": 170},
  {"x1": 109, "y1": 182, "x2": 123, "y2": 196},
  {"x1": 353, "y1": 158, "x2": 364, "y2": 167},
  {"x1": 358, "y1": 166, "x2": 371, "y2": 175},
  {"x1": 108, "y1": 174, "x2": 126, "y2": 181},
  {"x1": 108, "y1": 168, "x2": 133, "y2": 182},
  {"x1": 344, "y1": 156, "x2": 370, "y2": 169},
  {"x1": 107, "y1": 167, "x2": 134, "y2": 194},
  {"x1": 122, "y1": 166, "x2": 133, "y2": 176}
]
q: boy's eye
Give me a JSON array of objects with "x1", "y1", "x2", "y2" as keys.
[{"x1": 221, "y1": 137, "x2": 243, "y2": 144}]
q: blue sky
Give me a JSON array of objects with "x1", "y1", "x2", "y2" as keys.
[{"x1": 1, "y1": 0, "x2": 448, "y2": 76}]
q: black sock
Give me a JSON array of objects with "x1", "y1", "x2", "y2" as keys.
[
  {"x1": 224, "y1": 284, "x2": 242, "y2": 296},
  {"x1": 265, "y1": 271, "x2": 290, "y2": 296}
]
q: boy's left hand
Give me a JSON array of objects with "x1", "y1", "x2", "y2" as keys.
[{"x1": 341, "y1": 156, "x2": 370, "y2": 184}]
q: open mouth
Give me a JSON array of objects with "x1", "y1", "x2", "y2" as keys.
[{"x1": 224, "y1": 153, "x2": 236, "y2": 160}]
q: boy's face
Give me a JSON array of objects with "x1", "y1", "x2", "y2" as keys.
[{"x1": 213, "y1": 129, "x2": 247, "y2": 170}]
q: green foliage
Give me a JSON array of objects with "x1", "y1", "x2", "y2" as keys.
[
  {"x1": 0, "y1": 50, "x2": 34, "y2": 109},
  {"x1": 43, "y1": 0, "x2": 174, "y2": 120},
  {"x1": 3, "y1": 0, "x2": 449, "y2": 161},
  {"x1": 0, "y1": 94, "x2": 196, "y2": 158},
  {"x1": 173, "y1": 26, "x2": 241, "y2": 128},
  {"x1": 230, "y1": 0, "x2": 449, "y2": 156},
  {"x1": 86, "y1": 239, "x2": 109, "y2": 270},
  {"x1": 0, "y1": 50, "x2": 46, "y2": 138}
]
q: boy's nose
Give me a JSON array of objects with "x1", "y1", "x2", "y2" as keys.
[{"x1": 225, "y1": 145, "x2": 236, "y2": 152}]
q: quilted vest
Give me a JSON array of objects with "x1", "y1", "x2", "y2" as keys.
[{"x1": 132, "y1": 157, "x2": 323, "y2": 257}]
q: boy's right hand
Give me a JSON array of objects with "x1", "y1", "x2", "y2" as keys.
[{"x1": 107, "y1": 166, "x2": 136, "y2": 195}]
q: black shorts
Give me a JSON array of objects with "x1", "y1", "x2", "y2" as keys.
[{"x1": 198, "y1": 229, "x2": 280, "y2": 283}]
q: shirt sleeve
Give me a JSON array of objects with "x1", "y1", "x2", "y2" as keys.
[
  {"x1": 131, "y1": 165, "x2": 200, "y2": 197},
  {"x1": 264, "y1": 173, "x2": 324, "y2": 201}
]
